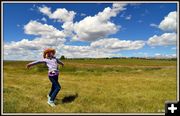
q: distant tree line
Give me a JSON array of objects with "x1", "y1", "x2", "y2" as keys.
[{"x1": 59, "y1": 55, "x2": 177, "y2": 61}]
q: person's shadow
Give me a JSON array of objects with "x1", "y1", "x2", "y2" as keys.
[{"x1": 58, "y1": 93, "x2": 78, "y2": 104}]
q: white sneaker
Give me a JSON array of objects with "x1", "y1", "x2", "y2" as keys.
[
  {"x1": 47, "y1": 94, "x2": 57, "y2": 103},
  {"x1": 47, "y1": 100, "x2": 56, "y2": 107}
]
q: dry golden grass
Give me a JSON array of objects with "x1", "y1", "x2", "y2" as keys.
[{"x1": 3, "y1": 59, "x2": 177, "y2": 113}]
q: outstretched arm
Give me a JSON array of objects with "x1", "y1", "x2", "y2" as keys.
[
  {"x1": 57, "y1": 59, "x2": 64, "y2": 67},
  {"x1": 26, "y1": 60, "x2": 45, "y2": 69}
]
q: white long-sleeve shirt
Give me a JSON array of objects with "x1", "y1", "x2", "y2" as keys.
[{"x1": 28, "y1": 57, "x2": 64, "y2": 76}]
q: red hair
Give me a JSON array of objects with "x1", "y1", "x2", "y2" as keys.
[{"x1": 43, "y1": 48, "x2": 56, "y2": 58}]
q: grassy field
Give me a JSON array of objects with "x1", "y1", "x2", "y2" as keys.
[{"x1": 3, "y1": 59, "x2": 177, "y2": 113}]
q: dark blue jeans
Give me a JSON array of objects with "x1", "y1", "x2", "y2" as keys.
[{"x1": 48, "y1": 75, "x2": 61, "y2": 101}]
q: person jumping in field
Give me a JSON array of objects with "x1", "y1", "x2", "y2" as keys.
[{"x1": 26, "y1": 48, "x2": 64, "y2": 107}]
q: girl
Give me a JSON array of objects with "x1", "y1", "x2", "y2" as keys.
[{"x1": 26, "y1": 48, "x2": 64, "y2": 107}]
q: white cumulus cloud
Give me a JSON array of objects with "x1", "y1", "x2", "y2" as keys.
[
  {"x1": 24, "y1": 20, "x2": 65, "y2": 38},
  {"x1": 4, "y1": 20, "x2": 67, "y2": 60},
  {"x1": 39, "y1": 6, "x2": 52, "y2": 16},
  {"x1": 147, "y1": 32, "x2": 176, "y2": 46},
  {"x1": 39, "y1": 6, "x2": 76, "y2": 23},
  {"x1": 158, "y1": 11, "x2": 177, "y2": 32},
  {"x1": 91, "y1": 38, "x2": 145, "y2": 50},
  {"x1": 38, "y1": 6, "x2": 77, "y2": 37},
  {"x1": 72, "y1": 3, "x2": 127, "y2": 41}
]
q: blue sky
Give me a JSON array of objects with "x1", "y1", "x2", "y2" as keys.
[{"x1": 3, "y1": 2, "x2": 178, "y2": 60}]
